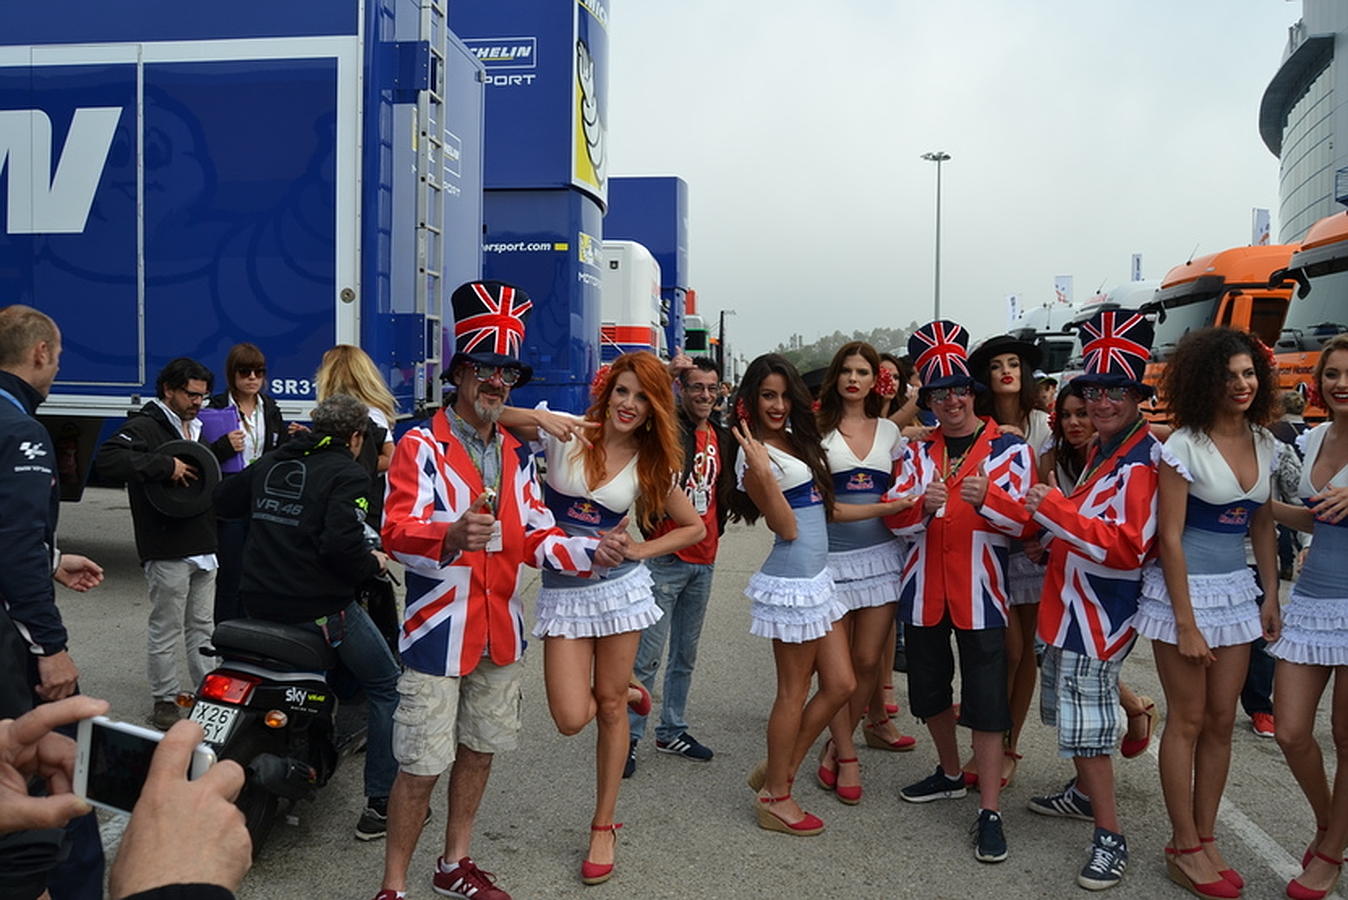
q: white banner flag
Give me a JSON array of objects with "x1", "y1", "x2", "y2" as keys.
[
  {"x1": 1131, "y1": 253, "x2": 1143, "y2": 282},
  {"x1": 1006, "y1": 294, "x2": 1020, "y2": 328},
  {"x1": 1053, "y1": 275, "x2": 1074, "y2": 305},
  {"x1": 1252, "y1": 208, "x2": 1271, "y2": 246}
]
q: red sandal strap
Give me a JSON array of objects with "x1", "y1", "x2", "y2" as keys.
[
  {"x1": 1003, "y1": 750, "x2": 1023, "y2": 760},
  {"x1": 835, "y1": 757, "x2": 859, "y2": 765},
  {"x1": 758, "y1": 794, "x2": 792, "y2": 804},
  {"x1": 1165, "y1": 845, "x2": 1204, "y2": 856},
  {"x1": 1313, "y1": 850, "x2": 1344, "y2": 867},
  {"x1": 1198, "y1": 836, "x2": 1215, "y2": 843},
  {"x1": 589, "y1": 823, "x2": 623, "y2": 832},
  {"x1": 865, "y1": 717, "x2": 890, "y2": 727}
]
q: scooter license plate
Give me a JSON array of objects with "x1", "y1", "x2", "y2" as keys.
[{"x1": 190, "y1": 701, "x2": 239, "y2": 744}]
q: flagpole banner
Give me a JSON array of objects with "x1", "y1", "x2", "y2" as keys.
[
  {"x1": 1006, "y1": 294, "x2": 1020, "y2": 328},
  {"x1": 1131, "y1": 253, "x2": 1143, "y2": 282},
  {"x1": 1053, "y1": 275, "x2": 1074, "y2": 305},
  {"x1": 1252, "y1": 208, "x2": 1271, "y2": 246}
]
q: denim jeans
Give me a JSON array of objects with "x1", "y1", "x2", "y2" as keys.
[
  {"x1": 629, "y1": 556, "x2": 714, "y2": 742},
  {"x1": 1241, "y1": 576, "x2": 1274, "y2": 717},
  {"x1": 300, "y1": 601, "x2": 400, "y2": 799}
]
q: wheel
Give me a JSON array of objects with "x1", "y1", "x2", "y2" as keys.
[{"x1": 235, "y1": 782, "x2": 279, "y2": 856}]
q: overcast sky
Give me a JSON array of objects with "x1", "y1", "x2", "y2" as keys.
[{"x1": 607, "y1": 0, "x2": 1302, "y2": 361}]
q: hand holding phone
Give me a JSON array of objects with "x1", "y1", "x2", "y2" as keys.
[
  {"x1": 0, "y1": 695, "x2": 108, "y2": 835},
  {"x1": 74, "y1": 716, "x2": 216, "y2": 816},
  {"x1": 109, "y1": 720, "x2": 251, "y2": 899}
]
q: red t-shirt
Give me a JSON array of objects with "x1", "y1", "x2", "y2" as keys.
[{"x1": 651, "y1": 425, "x2": 720, "y2": 564}]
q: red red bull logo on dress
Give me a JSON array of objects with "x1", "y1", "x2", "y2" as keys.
[
  {"x1": 567, "y1": 500, "x2": 602, "y2": 525},
  {"x1": 845, "y1": 472, "x2": 875, "y2": 492},
  {"x1": 1218, "y1": 505, "x2": 1250, "y2": 527}
]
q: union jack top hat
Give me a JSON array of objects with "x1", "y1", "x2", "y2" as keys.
[
  {"x1": 445, "y1": 280, "x2": 534, "y2": 388},
  {"x1": 1072, "y1": 307, "x2": 1155, "y2": 398},
  {"x1": 908, "y1": 319, "x2": 982, "y2": 407}
]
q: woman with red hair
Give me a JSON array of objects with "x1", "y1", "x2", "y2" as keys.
[{"x1": 504, "y1": 351, "x2": 704, "y2": 886}]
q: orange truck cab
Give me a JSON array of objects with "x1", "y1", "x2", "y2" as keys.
[
  {"x1": 1139, "y1": 244, "x2": 1295, "y2": 422},
  {"x1": 1271, "y1": 212, "x2": 1348, "y2": 422}
]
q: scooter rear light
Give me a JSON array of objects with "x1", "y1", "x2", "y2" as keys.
[{"x1": 200, "y1": 672, "x2": 260, "y2": 705}]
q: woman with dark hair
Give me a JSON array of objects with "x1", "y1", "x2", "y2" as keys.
[
  {"x1": 1135, "y1": 327, "x2": 1280, "y2": 896},
  {"x1": 503, "y1": 351, "x2": 705, "y2": 884},
  {"x1": 966, "y1": 335, "x2": 1051, "y2": 788},
  {"x1": 1268, "y1": 333, "x2": 1348, "y2": 899},
  {"x1": 732, "y1": 353, "x2": 872, "y2": 836},
  {"x1": 207, "y1": 342, "x2": 287, "y2": 623},
  {"x1": 812, "y1": 342, "x2": 917, "y2": 805}
]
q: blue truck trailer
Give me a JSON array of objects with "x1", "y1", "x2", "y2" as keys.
[
  {"x1": 0, "y1": 0, "x2": 484, "y2": 497},
  {"x1": 605, "y1": 176, "x2": 691, "y2": 356}
]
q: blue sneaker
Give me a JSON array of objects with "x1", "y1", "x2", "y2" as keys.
[
  {"x1": 900, "y1": 765, "x2": 967, "y2": 803},
  {"x1": 1027, "y1": 778, "x2": 1094, "y2": 821},
  {"x1": 972, "y1": 808, "x2": 1008, "y2": 863},
  {"x1": 655, "y1": 731, "x2": 714, "y2": 761}
]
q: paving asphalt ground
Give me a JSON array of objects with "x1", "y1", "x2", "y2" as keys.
[{"x1": 52, "y1": 486, "x2": 1341, "y2": 899}]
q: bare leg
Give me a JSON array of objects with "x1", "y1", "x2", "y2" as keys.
[
  {"x1": 823, "y1": 613, "x2": 860, "y2": 792},
  {"x1": 586, "y1": 631, "x2": 642, "y2": 867},
  {"x1": 789, "y1": 626, "x2": 855, "y2": 772},
  {"x1": 444, "y1": 747, "x2": 493, "y2": 861},
  {"x1": 543, "y1": 636, "x2": 598, "y2": 736},
  {"x1": 1193, "y1": 644, "x2": 1249, "y2": 875},
  {"x1": 926, "y1": 707, "x2": 961, "y2": 776},
  {"x1": 380, "y1": 770, "x2": 439, "y2": 891},
  {"x1": 1283, "y1": 663, "x2": 1341, "y2": 893},
  {"x1": 761, "y1": 639, "x2": 820, "y2": 824},
  {"x1": 1005, "y1": 603, "x2": 1039, "y2": 781},
  {"x1": 1075, "y1": 756, "x2": 1119, "y2": 834},
  {"x1": 972, "y1": 729, "x2": 1004, "y2": 810},
  {"x1": 1153, "y1": 641, "x2": 1223, "y2": 886}
]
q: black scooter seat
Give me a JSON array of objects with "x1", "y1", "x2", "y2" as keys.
[{"x1": 211, "y1": 619, "x2": 337, "y2": 672}]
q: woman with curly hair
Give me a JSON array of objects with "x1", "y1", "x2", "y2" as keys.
[
  {"x1": 1268, "y1": 334, "x2": 1348, "y2": 899},
  {"x1": 732, "y1": 353, "x2": 868, "y2": 835},
  {"x1": 1134, "y1": 327, "x2": 1280, "y2": 896},
  {"x1": 966, "y1": 335, "x2": 1051, "y2": 789},
  {"x1": 502, "y1": 351, "x2": 705, "y2": 884},
  {"x1": 812, "y1": 342, "x2": 918, "y2": 805}
]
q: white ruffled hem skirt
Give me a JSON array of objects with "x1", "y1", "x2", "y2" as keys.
[
  {"x1": 1134, "y1": 566, "x2": 1261, "y2": 649},
  {"x1": 1007, "y1": 550, "x2": 1045, "y2": 608},
  {"x1": 827, "y1": 543, "x2": 902, "y2": 611},
  {"x1": 533, "y1": 565, "x2": 662, "y2": 638},
  {"x1": 1268, "y1": 591, "x2": 1348, "y2": 667},
  {"x1": 745, "y1": 568, "x2": 845, "y2": 644}
]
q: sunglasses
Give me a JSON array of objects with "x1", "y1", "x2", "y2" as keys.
[
  {"x1": 236, "y1": 367, "x2": 267, "y2": 378},
  {"x1": 471, "y1": 363, "x2": 521, "y2": 386},
  {"x1": 1079, "y1": 386, "x2": 1131, "y2": 402},
  {"x1": 926, "y1": 385, "x2": 973, "y2": 404},
  {"x1": 178, "y1": 388, "x2": 208, "y2": 401}
]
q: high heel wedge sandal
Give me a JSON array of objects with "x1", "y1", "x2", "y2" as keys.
[
  {"x1": 863, "y1": 717, "x2": 917, "y2": 752},
  {"x1": 580, "y1": 823, "x2": 622, "y2": 886},
  {"x1": 1287, "y1": 851, "x2": 1343, "y2": 900},
  {"x1": 1121, "y1": 696, "x2": 1158, "y2": 759},
  {"x1": 755, "y1": 794, "x2": 824, "y2": 836},
  {"x1": 1302, "y1": 825, "x2": 1329, "y2": 869},
  {"x1": 1164, "y1": 845, "x2": 1241, "y2": 899},
  {"x1": 1199, "y1": 836, "x2": 1243, "y2": 890}
]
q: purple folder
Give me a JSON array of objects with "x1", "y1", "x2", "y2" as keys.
[{"x1": 197, "y1": 407, "x2": 244, "y2": 473}]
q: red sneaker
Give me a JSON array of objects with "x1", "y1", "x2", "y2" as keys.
[
  {"x1": 1251, "y1": 712, "x2": 1275, "y2": 738},
  {"x1": 433, "y1": 857, "x2": 511, "y2": 899}
]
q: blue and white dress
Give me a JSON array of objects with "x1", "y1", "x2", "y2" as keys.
[
  {"x1": 532, "y1": 430, "x2": 661, "y2": 638},
  {"x1": 1008, "y1": 409, "x2": 1052, "y2": 606},
  {"x1": 823, "y1": 419, "x2": 906, "y2": 611},
  {"x1": 1269, "y1": 424, "x2": 1348, "y2": 666},
  {"x1": 738, "y1": 444, "x2": 844, "y2": 643},
  {"x1": 1134, "y1": 425, "x2": 1274, "y2": 648}
]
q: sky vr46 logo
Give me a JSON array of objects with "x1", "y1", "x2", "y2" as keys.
[
  {"x1": 463, "y1": 37, "x2": 536, "y2": 70},
  {"x1": 0, "y1": 107, "x2": 122, "y2": 235}
]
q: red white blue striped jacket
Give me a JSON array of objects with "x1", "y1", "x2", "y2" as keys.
[
  {"x1": 882, "y1": 419, "x2": 1034, "y2": 629},
  {"x1": 1033, "y1": 424, "x2": 1159, "y2": 660},
  {"x1": 382, "y1": 410, "x2": 602, "y2": 677}
]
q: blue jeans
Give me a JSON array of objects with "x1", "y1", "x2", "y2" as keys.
[
  {"x1": 1241, "y1": 577, "x2": 1274, "y2": 717},
  {"x1": 629, "y1": 556, "x2": 714, "y2": 742},
  {"x1": 302, "y1": 602, "x2": 399, "y2": 799}
]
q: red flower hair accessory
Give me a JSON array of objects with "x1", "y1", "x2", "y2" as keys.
[
  {"x1": 1307, "y1": 380, "x2": 1324, "y2": 410},
  {"x1": 811, "y1": 399, "x2": 821, "y2": 412},
  {"x1": 1047, "y1": 408, "x2": 1058, "y2": 434},
  {"x1": 873, "y1": 366, "x2": 897, "y2": 398},
  {"x1": 590, "y1": 364, "x2": 612, "y2": 400},
  {"x1": 1253, "y1": 337, "x2": 1277, "y2": 372},
  {"x1": 735, "y1": 397, "x2": 749, "y2": 422}
]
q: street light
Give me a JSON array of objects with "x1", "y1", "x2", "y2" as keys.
[
  {"x1": 718, "y1": 309, "x2": 736, "y2": 373},
  {"x1": 921, "y1": 151, "x2": 951, "y2": 320}
]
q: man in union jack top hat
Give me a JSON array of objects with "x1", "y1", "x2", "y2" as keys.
[
  {"x1": 373, "y1": 280, "x2": 628, "y2": 900},
  {"x1": 1021, "y1": 307, "x2": 1161, "y2": 891},
  {"x1": 881, "y1": 319, "x2": 1034, "y2": 863}
]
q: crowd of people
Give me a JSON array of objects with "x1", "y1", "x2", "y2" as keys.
[{"x1": 5, "y1": 281, "x2": 1348, "y2": 899}]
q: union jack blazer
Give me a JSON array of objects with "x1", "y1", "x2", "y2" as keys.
[
  {"x1": 1032, "y1": 423, "x2": 1159, "y2": 660},
  {"x1": 882, "y1": 418, "x2": 1034, "y2": 629},
  {"x1": 382, "y1": 409, "x2": 603, "y2": 677}
]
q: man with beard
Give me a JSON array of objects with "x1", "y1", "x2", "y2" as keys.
[{"x1": 371, "y1": 282, "x2": 629, "y2": 900}]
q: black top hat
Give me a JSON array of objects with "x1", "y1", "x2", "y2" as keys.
[
  {"x1": 443, "y1": 280, "x2": 534, "y2": 388},
  {"x1": 1071, "y1": 308, "x2": 1155, "y2": 398},
  {"x1": 144, "y1": 439, "x2": 222, "y2": 519},
  {"x1": 968, "y1": 334, "x2": 1042, "y2": 378}
]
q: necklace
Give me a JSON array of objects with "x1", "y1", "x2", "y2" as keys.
[
  {"x1": 940, "y1": 424, "x2": 985, "y2": 482},
  {"x1": 1077, "y1": 418, "x2": 1145, "y2": 489}
]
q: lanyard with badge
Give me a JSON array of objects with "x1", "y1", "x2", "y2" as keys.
[{"x1": 690, "y1": 427, "x2": 717, "y2": 515}]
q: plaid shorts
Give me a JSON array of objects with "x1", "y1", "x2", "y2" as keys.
[{"x1": 1039, "y1": 644, "x2": 1130, "y2": 758}]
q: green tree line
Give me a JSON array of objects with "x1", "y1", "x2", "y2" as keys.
[{"x1": 772, "y1": 324, "x2": 921, "y2": 374}]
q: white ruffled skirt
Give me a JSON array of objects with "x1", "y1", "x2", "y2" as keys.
[
  {"x1": 827, "y1": 541, "x2": 903, "y2": 611},
  {"x1": 745, "y1": 568, "x2": 845, "y2": 644},
  {"x1": 1134, "y1": 565, "x2": 1261, "y2": 648},
  {"x1": 1007, "y1": 550, "x2": 1045, "y2": 608},
  {"x1": 533, "y1": 565, "x2": 662, "y2": 638},
  {"x1": 1268, "y1": 589, "x2": 1348, "y2": 667}
]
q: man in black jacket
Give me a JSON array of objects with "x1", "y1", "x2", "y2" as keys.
[
  {"x1": 96, "y1": 357, "x2": 231, "y2": 730},
  {"x1": 214, "y1": 392, "x2": 399, "y2": 841},
  {"x1": 625, "y1": 356, "x2": 737, "y2": 776}
]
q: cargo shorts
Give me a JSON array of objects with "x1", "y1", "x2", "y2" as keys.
[
  {"x1": 1039, "y1": 643, "x2": 1131, "y2": 758},
  {"x1": 392, "y1": 660, "x2": 523, "y2": 776}
]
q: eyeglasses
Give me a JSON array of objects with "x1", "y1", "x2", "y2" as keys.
[
  {"x1": 236, "y1": 367, "x2": 266, "y2": 378},
  {"x1": 471, "y1": 363, "x2": 521, "y2": 386},
  {"x1": 926, "y1": 385, "x2": 973, "y2": 404},
  {"x1": 683, "y1": 383, "x2": 717, "y2": 394},
  {"x1": 178, "y1": 389, "x2": 208, "y2": 401},
  {"x1": 1079, "y1": 386, "x2": 1131, "y2": 402}
]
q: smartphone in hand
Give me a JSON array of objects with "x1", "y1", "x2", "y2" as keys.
[{"x1": 73, "y1": 716, "x2": 217, "y2": 816}]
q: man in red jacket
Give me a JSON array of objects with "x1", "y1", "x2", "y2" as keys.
[{"x1": 372, "y1": 282, "x2": 626, "y2": 900}]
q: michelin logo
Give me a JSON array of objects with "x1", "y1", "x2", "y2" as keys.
[
  {"x1": 463, "y1": 37, "x2": 536, "y2": 70},
  {"x1": 0, "y1": 107, "x2": 122, "y2": 235}
]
